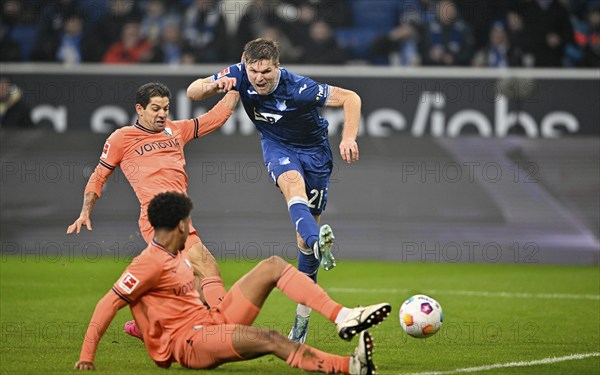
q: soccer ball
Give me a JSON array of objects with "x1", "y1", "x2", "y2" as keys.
[{"x1": 399, "y1": 294, "x2": 443, "y2": 338}]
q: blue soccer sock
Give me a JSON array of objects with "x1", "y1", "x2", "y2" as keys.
[
  {"x1": 288, "y1": 197, "x2": 320, "y2": 280},
  {"x1": 298, "y1": 248, "x2": 319, "y2": 282},
  {"x1": 288, "y1": 197, "x2": 319, "y2": 250}
]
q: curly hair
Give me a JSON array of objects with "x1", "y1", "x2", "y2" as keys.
[{"x1": 147, "y1": 192, "x2": 193, "y2": 230}]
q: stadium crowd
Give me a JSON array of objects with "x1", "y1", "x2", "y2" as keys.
[{"x1": 1, "y1": 0, "x2": 599, "y2": 67}]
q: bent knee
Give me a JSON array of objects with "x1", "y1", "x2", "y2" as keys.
[{"x1": 259, "y1": 256, "x2": 288, "y2": 275}]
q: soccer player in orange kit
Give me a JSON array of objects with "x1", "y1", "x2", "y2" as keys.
[
  {"x1": 67, "y1": 82, "x2": 238, "y2": 313},
  {"x1": 74, "y1": 192, "x2": 390, "y2": 374}
]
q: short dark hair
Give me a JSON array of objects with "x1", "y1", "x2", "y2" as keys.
[
  {"x1": 244, "y1": 38, "x2": 280, "y2": 65},
  {"x1": 148, "y1": 192, "x2": 193, "y2": 230},
  {"x1": 135, "y1": 82, "x2": 171, "y2": 109}
]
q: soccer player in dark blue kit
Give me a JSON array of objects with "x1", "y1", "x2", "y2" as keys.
[{"x1": 187, "y1": 38, "x2": 361, "y2": 343}]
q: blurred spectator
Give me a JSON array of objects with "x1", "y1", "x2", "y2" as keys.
[
  {"x1": 56, "y1": 14, "x2": 86, "y2": 64},
  {"x1": 277, "y1": 1, "x2": 315, "y2": 52},
  {"x1": 149, "y1": 17, "x2": 195, "y2": 64},
  {"x1": 0, "y1": 19, "x2": 22, "y2": 62},
  {"x1": 282, "y1": 0, "x2": 351, "y2": 28},
  {"x1": 234, "y1": 0, "x2": 281, "y2": 56},
  {"x1": 258, "y1": 26, "x2": 304, "y2": 63},
  {"x1": 140, "y1": 0, "x2": 169, "y2": 46},
  {"x1": 455, "y1": 0, "x2": 514, "y2": 52},
  {"x1": 103, "y1": 21, "x2": 152, "y2": 63},
  {"x1": 572, "y1": 1, "x2": 600, "y2": 67},
  {"x1": 1, "y1": 0, "x2": 20, "y2": 32},
  {"x1": 472, "y1": 21, "x2": 525, "y2": 67},
  {"x1": 0, "y1": 78, "x2": 34, "y2": 129},
  {"x1": 85, "y1": 0, "x2": 141, "y2": 62},
  {"x1": 182, "y1": 0, "x2": 229, "y2": 63},
  {"x1": 421, "y1": 0, "x2": 475, "y2": 66},
  {"x1": 300, "y1": 20, "x2": 347, "y2": 64},
  {"x1": 369, "y1": 0, "x2": 423, "y2": 66},
  {"x1": 31, "y1": 0, "x2": 72, "y2": 62},
  {"x1": 505, "y1": 9, "x2": 533, "y2": 66},
  {"x1": 32, "y1": 13, "x2": 86, "y2": 64},
  {"x1": 514, "y1": 0, "x2": 574, "y2": 67}
]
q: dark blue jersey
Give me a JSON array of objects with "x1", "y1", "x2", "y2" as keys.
[{"x1": 212, "y1": 63, "x2": 331, "y2": 148}]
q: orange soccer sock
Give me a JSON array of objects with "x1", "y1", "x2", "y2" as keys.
[
  {"x1": 200, "y1": 276, "x2": 226, "y2": 308},
  {"x1": 276, "y1": 264, "x2": 342, "y2": 322},
  {"x1": 286, "y1": 343, "x2": 350, "y2": 374}
]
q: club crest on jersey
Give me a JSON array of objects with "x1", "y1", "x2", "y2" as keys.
[
  {"x1": 163, "y1": 127, "x2": 173, "y2": 137},
  {"x1": 254, "y1": 108, "x2": 282, "y2": 124},
  {"x1": 275, "y1": 99, "x2": 287, "y2": 111},
  {"x1": 101, "y1": 142, "x2": 111, "y2": 159},
  {"x1": 216, "y1": 67, "x2": 230, "y2": 78},
  {"x1": 119, "y1": 272, "x2": 139, "y2": 294}
]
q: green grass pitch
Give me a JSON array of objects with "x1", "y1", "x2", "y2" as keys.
[{"x1": 1, "y1": 257, "x2": 598, "y2": 374}]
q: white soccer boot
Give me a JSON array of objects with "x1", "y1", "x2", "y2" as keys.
[
  {"x1": 349, "y1": 331, "x2": 377, "y2": 375},
  {"x1": 337, "y1": 303, "x2": 391, "y2": 341}
]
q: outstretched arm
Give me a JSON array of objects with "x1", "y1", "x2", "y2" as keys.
[
  {"x1": 67, "y1": 164, "x2": 114, "y2": 234},
  {"x1": 326, "y1": 87, "x2": 362, "y2": 163},
  {"x1": 75, "y1": 291, "x2": 127, "y2": 370},
  {"x1": 187, "y1": 76, "x2": 238, "y2": 101}
]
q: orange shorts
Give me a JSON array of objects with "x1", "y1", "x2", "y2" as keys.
[
  {"x1": 139, "y1": 217, "x2": 201, "y2": 250},
  {"x1": 171, "y1": 283, "x2": 261, "y2": 369}
]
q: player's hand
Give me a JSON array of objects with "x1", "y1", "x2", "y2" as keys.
[
  {"x1": 212, "y1": 77, "x2": 237, "y2": 93},
  {"x1": 340, "y1": 138, "x2": 359, "y2": 163},
  {"x1": 66, "y1": 215, "x2": 92, "y2": 234},
  {"x1": 74, "y1": 361, "x2": 96, "y2": 370}
]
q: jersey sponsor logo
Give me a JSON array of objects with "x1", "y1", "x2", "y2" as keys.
[
  {"x1": 275, "y1": 99, "x2": 287, "y2": 111},
  {"x1": 119, "y1": 272, "x2": 139, "y2": 294},
  {"x1": 163, "y1": 127, "x2": 173, "y2": 137},
  {"x1": 254, "y1": 108, "x2": 283, "y2": 124},
  {"x1": 216, "y1": 67, "x2": 230, "y2": 78},
  {"x1": 298, "y1": 84, "x2": 307, "y2": 94},
  {"x1": 173, "y1": 279, "x2": 195, "y2": 296},
  {"x1": 134, "y1": 139, "x2": 181, "y2": 156},
  {"x1": 101, "y1": 142, "x2": 111, "y2": 159},
  {"x1": 316, "y1": 85, "x2": 325, "y2": 101}
]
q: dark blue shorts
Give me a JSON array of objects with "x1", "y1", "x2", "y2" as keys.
[{"x1": 262, "y1": 138, "x2": 333, "y2": 215}]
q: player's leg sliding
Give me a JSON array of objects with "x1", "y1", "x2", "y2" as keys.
[
  {"x1": 286, "y1": 332, "x2": 376, "y2": 375},
  {"x1": 286, "y1": 342, "x2": 351, "y2": 373},
  {"x1": 336, "y1": 303, "x2": 391, "y2": 342},
  {"x1": 276, "y1": 261, "x2": 390, "y2": 340},
  {"x1": 349, "y1": 331, "x2": 377, "y2": 375}
]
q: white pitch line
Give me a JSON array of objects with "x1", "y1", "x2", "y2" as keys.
[
  {"x1": 327, "y1": 287, "x2": 600, "y2": 301},
  {"x1": 399, "y1": 352, "x2": 600, "y2": 375}
]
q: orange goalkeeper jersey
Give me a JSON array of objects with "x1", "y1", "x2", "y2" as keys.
[{"x1": 85, "y1": 101, "x2": 233, "y2": 237}]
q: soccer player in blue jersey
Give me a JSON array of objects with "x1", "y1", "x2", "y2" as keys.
[{"x1": 187, "y1": 38, "x2": 362, "y2": 343}]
